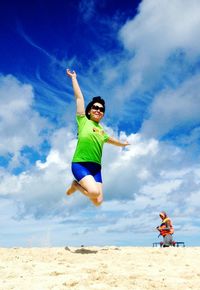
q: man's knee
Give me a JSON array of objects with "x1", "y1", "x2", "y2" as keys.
[{"x1": 88, "y1": 188, "x2": 100, "y2": 198}]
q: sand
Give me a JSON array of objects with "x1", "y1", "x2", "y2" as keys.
[{"x1": 0, "y1": 246, "x2": 199, "y2": 290}]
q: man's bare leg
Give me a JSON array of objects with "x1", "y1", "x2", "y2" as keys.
[
  {"x1": 90, "y1": 182, "x2": 103, "y2": 206},
  {"x1": 66, "y1": 179, "x2": 94, "y2": 197},
  {"x1": 66, "y1": 180, "x2": 78, "y2": 195},
  {"x1": 66, "y1": 177, "x2": 103, "y2": 206}
]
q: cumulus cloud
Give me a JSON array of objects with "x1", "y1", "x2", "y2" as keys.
[
  {"x1": 119, "y1": 0, "x2": 200, "y2": 71},
  {"x1": 102, "y1": 132, "x2": 189, "y2": 210},
  {"x1": 1, "y1": 123, "x2": 199, "y2": 245},
  {"x1": 2, "y1": 0, "x2": 200, "y2": 246},
  {"x1": 77, "y1": 0, "x2": 200, "y2": 137},
  {"x1": 0, "y1": 127, "x2": 80, "y2": 218},
  {"x1": 141, "y1": 74, "x2": 200, "y2": 137},
  {"x1": 0, "y1": 75, "x2": 48, "y2": 157}
]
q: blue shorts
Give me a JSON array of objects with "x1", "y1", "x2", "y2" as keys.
[{"x1": 71, "y1": 162, "x2": 102, "y2": 183}]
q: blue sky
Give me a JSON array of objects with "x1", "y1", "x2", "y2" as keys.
[{"x1": 1, "y1": 0, "x2": 200, "y2": 247}]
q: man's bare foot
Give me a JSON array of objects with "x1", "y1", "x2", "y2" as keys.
[
  {"x1": 66, "y1": 180, "x2": 78, "y2": 196},
  {"x1": 90, "y1": 197, "x2": 102, "y2": 206}
]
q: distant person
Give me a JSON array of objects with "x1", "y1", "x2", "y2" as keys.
[
  {"x1": 156, "y1": 211, "x2": 174, "y2": 247},
  {"x1": 66, "y1": 69, "x2": 129, "y2": 206}
]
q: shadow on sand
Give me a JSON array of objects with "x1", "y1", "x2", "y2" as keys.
[{"x1": 64, "y1": 246, "x2": 98, "y2": 254}]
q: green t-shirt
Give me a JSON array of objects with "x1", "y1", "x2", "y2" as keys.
[{"x1": 72, "y1": 115, "x2": 109, "y2": 164}]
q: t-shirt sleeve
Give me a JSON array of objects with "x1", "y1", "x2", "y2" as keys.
[
  {"x1": 99, "y1": 124, "x2": 109, "y2": 142},
  {"x1": 76, "y1": 114, "x2": 87, "y2": 130},
  {"x1": 104, "y1": 133, "x2": 109, "y2": 142}
]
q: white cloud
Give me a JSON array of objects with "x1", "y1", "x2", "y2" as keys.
[
  {"x1": 141, "y1": 74, "x2": 200, "y2": 137},
  {"x1": 140, "y1": 179, "x2": 182, "y2": 196},
  {"x1": 119, "y1": 0, "x2": 200, "y2": 71},
  {"x1": 2, "y1": 0, "x2": 200, "y2": 246},
  {"x1": 1, "y1": 124, "x2": 200, "y2": 245},
  {"x1": 3, "y1": 125, "x2": 106, "y2": 222},
  {"x1": 0, "y1": 75, "x2": 48, "y2": 156},
  {"x1": 78, "y1": 0, "x2": 200, "y2": 136}
]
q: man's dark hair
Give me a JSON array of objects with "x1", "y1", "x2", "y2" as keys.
[{"x1": 85, "y1": 96, "x2": 105, "y2": 119}]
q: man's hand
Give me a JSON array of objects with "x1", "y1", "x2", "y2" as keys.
[
  {"x1": 122, "y1": 141, "x2": 130, "y2": 147},
  {"x1": 66, "y1": 69, "x2": 77, "y2": 79}
]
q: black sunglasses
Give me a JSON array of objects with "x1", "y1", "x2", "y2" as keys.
[{"x1": 91, "y1": 105, "x2": 105, "y2": 113}]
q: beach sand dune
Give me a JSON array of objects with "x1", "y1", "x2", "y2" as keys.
[{"x1": 0, "y1": 247, "x2": 199, "y2": 290}]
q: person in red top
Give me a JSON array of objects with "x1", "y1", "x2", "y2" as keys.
[{"x1": 156, "y1": 211, "x2": 174, "y2": 247}]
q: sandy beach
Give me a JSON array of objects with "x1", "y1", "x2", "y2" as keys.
[{"x1": 0, "y1": 246, "x2": 199, "y2": 290}]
